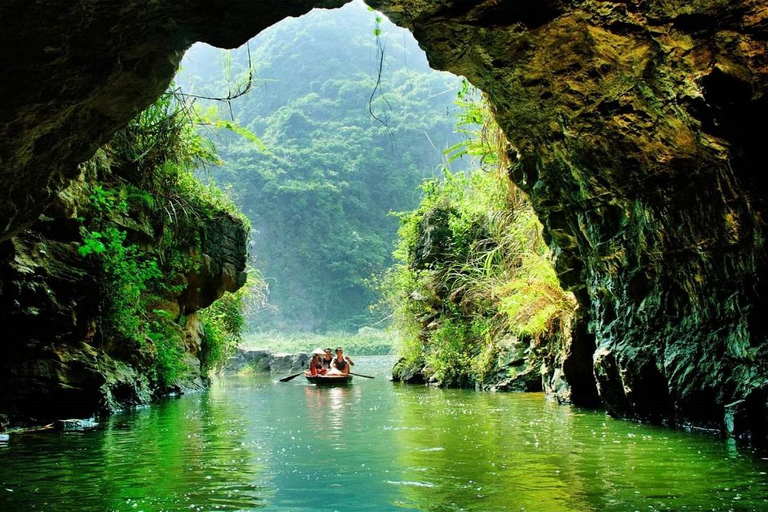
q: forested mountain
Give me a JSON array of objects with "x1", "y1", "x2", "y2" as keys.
[{"x1": 177, "y1": 1, "x2": 464, "y2": 332}]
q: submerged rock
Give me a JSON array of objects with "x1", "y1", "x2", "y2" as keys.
[{"x1": 53, "y1": 418, "x2": 99, "y2": 432}]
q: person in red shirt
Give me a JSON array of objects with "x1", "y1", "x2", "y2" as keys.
[{"x1": 306, "y1": 349, "x2": 327, "y2": 376}]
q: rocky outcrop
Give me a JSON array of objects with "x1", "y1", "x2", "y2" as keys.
[
  {"x1": 392, "y1": 357, "x2": 427, "y2": 385},
  {"x1": 1, "y1": 0, "x2": 766, "y2": 440},
  {"x1": 0, "y1": 158, "x2": 248, "y2": 427},
  {"x1": 389, "y1": 202, "x2": 561, "y2": 392},
  {"x1": 0, "y1": 0, "x2": 352, "y2": 243},
  {"x1": 224, "y1": 349, "x2": 311, "y2": 375}
]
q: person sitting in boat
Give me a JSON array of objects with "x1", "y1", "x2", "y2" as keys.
[
  {"x1": 321, "y1": 348, "x2": 334, "y2": 371},
  {"x1": 329, "y1": 347, "x2": 354, "y2": 375},
  {"x1": 307, "y1": 353, "x2": 325, "y2": 376}
]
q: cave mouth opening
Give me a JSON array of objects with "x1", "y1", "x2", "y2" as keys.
[
  {"x1": 176, "y1": 0, "x2": 469, "y2": 337},
  {"x1": 171, "y1": 1, "x2": 600, "y2": 405},
  {"x1": 2, "y1": 0, "x2": 767, "y2": 445}
]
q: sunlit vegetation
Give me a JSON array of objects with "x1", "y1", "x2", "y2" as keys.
[
  {"x1": 168, "y1": 4, "x2": 572, "y2": 381},
  {"x1": 200, "y1": 277, "x2": 268, "y2": 373},
  {"x1": 242, "y1": 327, "x2": 396, "y2": 356},
  {"x1": 77, "y1": 90, "x2": 254, "y2": 386},
  {"x1": 384, "y1": 85, "x2": 577, "y2": 387},
  {"x1": 178, "y1": 1, "x2": 464, "y2": 333}
]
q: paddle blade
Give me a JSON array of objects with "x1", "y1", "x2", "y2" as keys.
[{"x1": 279, "y1": 372, "x2": 303, "y2": 382}]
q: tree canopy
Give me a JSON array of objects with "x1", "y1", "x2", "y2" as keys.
[{"x1": 177, "y1": 0, "x2": 464, "y2": 332}]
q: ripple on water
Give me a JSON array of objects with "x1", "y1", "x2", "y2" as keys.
[{"x1": 386, "y1": 480, "x2": 436, "y2": 488}]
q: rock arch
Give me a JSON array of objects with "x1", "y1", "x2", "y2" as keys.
[{"x1": 1, "y1": 0, "x2": 766, "y2": 440}]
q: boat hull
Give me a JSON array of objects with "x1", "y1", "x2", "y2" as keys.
[{"x1": 306, "y1": 374, "x2": 353, "y2": 386}]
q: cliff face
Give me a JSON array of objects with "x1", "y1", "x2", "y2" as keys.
[
  {"x1": 0, "y1": 0, "x2": 352, "y2": 244},
  {"x1": 369, "y1": 0, "x2": 768, "y2": 438},
  {"x1": 1, "y1": 0, "x2": 767, "y2": 439},
  {"x1": 0, "y1": 153, "x2": 248, "y2": 427}
]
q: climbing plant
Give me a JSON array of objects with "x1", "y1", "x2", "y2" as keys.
[{"x1": 77, "y1": 89, "x2": 253, "y2": 387}]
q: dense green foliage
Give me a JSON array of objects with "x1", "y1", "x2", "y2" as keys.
[
  {"x1": 78, "y1": 91, "x2": 252, "y2": 386},
  {"x1": 199, "y1": 286, "x2": 247, "y2": 373},
  {"x1": 178, "y1": 1, "x2": 464, "y2": 332},
  {"x1": 385, "y1": 89, "x2": 577, "y2": 387}
]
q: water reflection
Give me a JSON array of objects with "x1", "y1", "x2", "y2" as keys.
[
  {"x1": 386, "y1": 387, "x2": 768, "y2": 511},
  {"x1": 304, "y1": 385, "x2": 356, "y2": 443},
  {"x1": 0, "y1": 392, "x2": 268, "y2": 511},
  {"x1": 1, "y1": 357, "x2": 767, "y2": 511}
]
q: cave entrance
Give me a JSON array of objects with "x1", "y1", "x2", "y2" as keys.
[
  {"x1": 175, "y1": 0, "x2": 596, "y2": 403},
  {"x1": 2, "y1": 0, "x2": 766, "y2": 449},
  {"x1": 177, "y1": 0, "x2": 466, "y2": 336}
]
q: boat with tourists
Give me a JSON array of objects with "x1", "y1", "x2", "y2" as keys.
[
  {"x1": 305, "y1": 374, "x2": 353, "y2": 386},
  {"x1": 278, "y1": 346, "x2": 372, "y2": 384},
  {"x1": 301, "y1": 346, "x2": 356, "y2": 385}
]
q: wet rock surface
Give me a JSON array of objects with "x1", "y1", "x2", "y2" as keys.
[
  {"x1": 53, "y1": 418, "x2": 99, "y2": 432},
  {"x1": 1, "y1": 0, "x2": 767, "y2": 440},
  {"x1": 0, "y1": 162, "x2": 248, "y2": 427},
  {"x1": 370, "y1": 0, "x2": 768, "y2": 440},
  {"x1": 391, "y1": 357, "x2": 427, "y2": 385}
]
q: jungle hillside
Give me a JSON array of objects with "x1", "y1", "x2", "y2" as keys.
[{"x1": 177, "y1": 0, "x2": 465, "y2": 336}]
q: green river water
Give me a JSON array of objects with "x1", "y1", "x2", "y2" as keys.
[{"x1": 1, "y1": 356, "x2": 767, "y2": 511}]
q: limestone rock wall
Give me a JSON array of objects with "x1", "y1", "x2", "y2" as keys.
[
  {"x1": 0, "y1": 163, "x2": 248, "y2": 426},
  {"x1": 224, "y1": 349, "x2": 311, "y2": 375},
  {"x1": 370, "y1": 0, "x2": 768, "y2": 439}
]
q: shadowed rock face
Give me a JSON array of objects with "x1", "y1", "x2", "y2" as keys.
[
  {"x1": 0, "y1": 162, "x2": 249, "y2": 425},
  {"x1": 369, "y1": 0, "x2": 768, "y2": 439},
  {"x1": 1, "y1": 0, "x2": 767, "y2": 439},
  {"x1": 0, "y1": 0, "x2": 352, "y2": 242}
]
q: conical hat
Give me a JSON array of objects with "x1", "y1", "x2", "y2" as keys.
[{"x1": 311, "y1": 347, "x2": 325, "y2": 355}]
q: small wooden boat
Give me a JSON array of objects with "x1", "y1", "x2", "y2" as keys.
[{"x1": 305, "y1": 374, "x2": 353, "y2": 386}]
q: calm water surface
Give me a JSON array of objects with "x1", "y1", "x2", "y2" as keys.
[{"x1": 1, "y1": 356, "x2": 767, "y2": 511}]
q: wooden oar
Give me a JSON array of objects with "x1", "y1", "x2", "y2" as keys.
[
  {"x1": 278, "y1": 372, "x2": 305, "y2": 382},
  {"x1": 350, "y1": 372, "x2": 375, "y2": 379}
]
